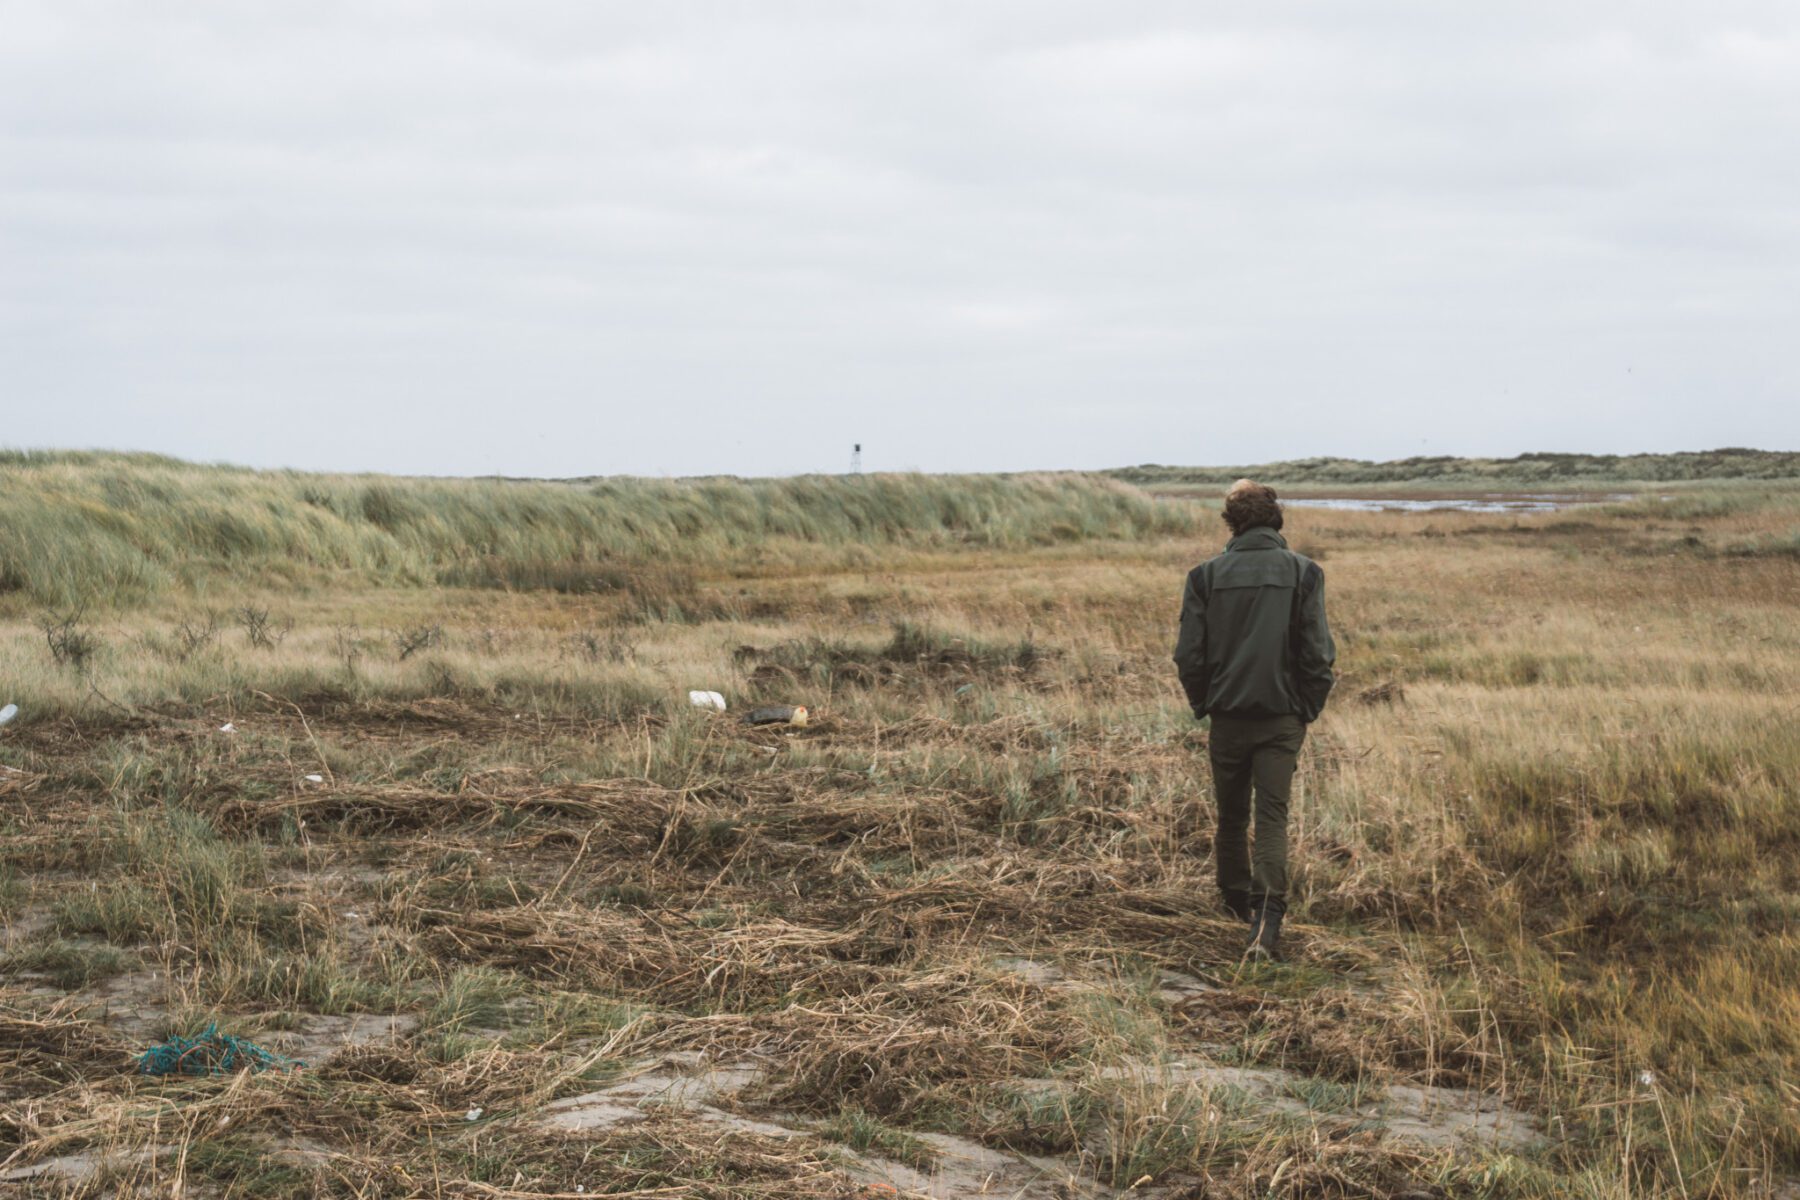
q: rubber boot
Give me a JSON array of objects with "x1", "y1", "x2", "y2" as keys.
[
  {"x1": 1245, "y1": 896, "x2": 1286, "y2": 961},
  {"x1": 1220, "y1": 888, "x2": 1255, "y2": 924}
]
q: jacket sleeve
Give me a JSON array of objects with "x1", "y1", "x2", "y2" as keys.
[
  {"x1": 1294, "y1": 562, "x2": 1336, "y2": 722},
  {"x1": 1172, "y1": 567, "x2": 1210, "y2": 718}
]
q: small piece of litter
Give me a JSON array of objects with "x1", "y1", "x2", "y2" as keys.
[
  {"x1": 1638, "y1": 1070, "x2": 1657, "y2": 1087},
  {"x1": 138, "y1": 1024, "x2": 303, "y2": 1076},
  {"x1": 688, "y1": 690, "x2": 728, "y2": 711},
  {"x1": 304, "y1": 774, "x2": 324, "y2": 783},
  {"x1": 0, "y1": 703, "x2": 17, "y2": 727},
  {"x1": 745, "y1": 704, "x2": 808, "y2": 727},
  {"x1": 465, "y1": 1107, "x2": 483, "y2": 1122},
  {"x1": 218, "y1": 722, "x2": 236, "y2": 734}
]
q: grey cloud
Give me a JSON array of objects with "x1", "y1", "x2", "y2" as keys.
[{"x1": 1, "y1": 1, "x2": 1795, "y2": 476}]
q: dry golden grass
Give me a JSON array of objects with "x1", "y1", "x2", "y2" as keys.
[{"x1": 0, "y1": 481, "x2": 1795, "y2": 1197}]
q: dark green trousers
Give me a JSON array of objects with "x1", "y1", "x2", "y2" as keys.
[{"x1": 1208, "y1": 714, "x2": 1306, "y2": 904}]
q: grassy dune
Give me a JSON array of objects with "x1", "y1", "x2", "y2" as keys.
[
  {"x1": 0, "y1": 452, "x2": 1194, "y2": 610},
  {"x1": 1112, "y1": 447, "x2": 1800, "y2": 489},
  {"x1": 0, "y1": 459, "x2": 1797, "y2": 1197}
]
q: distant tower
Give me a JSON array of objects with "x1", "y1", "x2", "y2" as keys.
[{"x1": 850, "y1": 443, "x2": 862, "y2": 475}]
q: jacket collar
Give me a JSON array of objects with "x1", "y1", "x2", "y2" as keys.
[{"x1": 1226, "y1": 526, "x2": 1288, "y2": 552}]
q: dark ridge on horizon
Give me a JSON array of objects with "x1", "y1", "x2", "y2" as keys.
[{"x1": 1109, "y1": 448, "x2": 1800, "y2": 487}]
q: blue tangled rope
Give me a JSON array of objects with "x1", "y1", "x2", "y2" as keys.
[{"x1": 137, "y1": 1023, "x2": 304, "y2": 1077}]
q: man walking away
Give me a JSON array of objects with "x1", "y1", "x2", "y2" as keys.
[{"x1": 1172, "y1": 480, "x2": 1335, "y2": 960}]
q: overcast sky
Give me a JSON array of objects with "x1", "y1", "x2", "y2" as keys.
[{"x1": 2, "y1": 3, "x2": 1796, "y2": 477}]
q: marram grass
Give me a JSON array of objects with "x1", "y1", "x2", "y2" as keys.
[{"x1": 0, "y1": 452, "x2": 1195, "y2": 609}]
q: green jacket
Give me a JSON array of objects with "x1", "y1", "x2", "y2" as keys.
[{"x1": 1173, "y1": 527, "x2": 1336, "y2": 722}]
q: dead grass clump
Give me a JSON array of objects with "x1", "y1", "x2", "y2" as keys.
[
  {"x1": 633, "y1": 781, "x2": 1003, "y2": 881},
  {"x1": 394, "y1": 1044, "x2": 569, "y2": 1116},
  {"x1": 296, "y1": 1041, "x2": 608, "y2": 1147},
  {"x1": 408, "y1": 906, "x2": 899, "y2": 1011},
  {"x1": 408, "y1": 906, "x2": 683, "y2": 993},
  {"x1": 220, "y1": 776, "x2": 684, "y2": 837},
  {"x1": 0, "y1": 764, "x2": 42, "y2": 799},
  {"x1": 245, "y1": 695, "x2": 660, "y2": 748},
  {"x1": 703, "y1": 971, "x2": 1090, "y2": 1121},
  {"x1": 421, "y1": 1115, "x2": 860, "y2": 1198},
  {"x1": 1267, "y1": 981, "x2": 1501, "y2": 1089},
  {"x1": 1355, "y1": 680, "x2": 1406, "y2": 706},
  {"x1": 316, "y1": 1042, "x2": 425, "y2": 1087},
  {"x1": 740, "y1": 622, "x2": 1053, "y2": 692},
  {"x1": 0, "y1": 998, "x2": 129, "y2": 1094},
  {"x1": 860, "y1": 712, "x2": 1065, "y2": 755},
  {"x1": 1212, "y1": 1140, "x2": 1436, "y2": 1200}
]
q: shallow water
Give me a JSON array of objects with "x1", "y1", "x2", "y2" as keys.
[{"x1": 1284, "y1": 492, "x2": 1633, "y2": 514}]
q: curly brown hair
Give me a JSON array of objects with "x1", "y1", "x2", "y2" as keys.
[{"x1": 1222, "y1": 481, "x2": 1283, "y2": 536}]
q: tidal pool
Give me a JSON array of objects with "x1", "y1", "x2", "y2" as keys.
[{"x1": 1283, "y1": 492, "x2": 1635, "y2": 513}]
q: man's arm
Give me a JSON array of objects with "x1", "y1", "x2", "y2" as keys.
[
  {"x1": 1172, "y1": 567, "x2": 1210, "y2": 718},
  {"x1": 1294, "y1": 562, "x2": 1336, "y2": 722}
]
